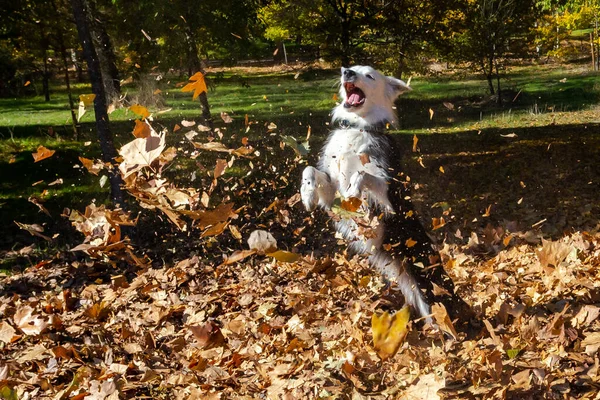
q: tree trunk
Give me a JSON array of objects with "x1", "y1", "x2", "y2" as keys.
[
  {"x1": 71, "y1": 0, "x2": 124, "y2": 206},
  {"x1": 183, "y1": 21, "x2": 213, "y2": 131},
  {"x1": 40, "y1": 25, "x2": 51, "y2": 102},
  {"x1": 86, "y1": 0, "x2": 121, "y2": 102},
  {"x1": 59, "y1": 34, "x2": 80, "y2": 138},
  {"x1": 42, "y1": 55, "x2": 50, "y2": 102}
]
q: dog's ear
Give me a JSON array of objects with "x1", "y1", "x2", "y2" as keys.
[{"x1": 387, "y1": 76, "x2": 412, "y2": 95}]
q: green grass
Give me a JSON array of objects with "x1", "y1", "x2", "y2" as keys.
[{"x1": 0, "y1": 62, "x2": 599, "y2": 267}]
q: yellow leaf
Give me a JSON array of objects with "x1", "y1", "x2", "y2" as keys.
[
  {"x1": 153, "y1": 89, "x2": 162, "y2": 95},
  {"x1": 79, "y1": 94, "x2": 96, "y2": 106},
  {"x1": 129, "y1": 104, "x2": 150, "y2": 120},
  {"x1": 439, "y1": 166, "x2": 445, "y2": 173},
  {"x1": 32, "y1": 146, "x2": 55, "y2": 163},
  {"x1": 24, "y1": 80, "x2": 31, "y2": 87},
  {"x1": 181, "y1": 71, "x2": 207, "y2": 100},
  {"x1": 429, "y1": 108, "x2": 434, "y2": 120},
  {"x1": 267, "y1": 250, "x2": 300, "y2": 263},
  {"x1": 412, "y1": 134, "x2": 419, "y2": 152},
  {"x1": 371, "y1": 306, "x2": 410, "y2": 360},
  {"x1": 332, "y1": 93, "x2": 338, "y2": 101}
]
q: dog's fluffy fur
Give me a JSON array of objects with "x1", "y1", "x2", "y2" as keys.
[{"x1": 301, "y1": 66, "x2": 459, "y2": 322}]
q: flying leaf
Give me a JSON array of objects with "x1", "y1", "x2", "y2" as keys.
[
  {"x1": 405, "y1": 238, "x2": 417, "y2": 248},
  {"x1": 267, "y1": 250, "x2": 300, "y2": 263},
  {"x1": 431, "y1": 303, "x2": 458, "y2": 340},
  {"x1": 132, "y1": 119, "x2": 151, "y2": 138},
  {"x1": 341, "y1": 197, "x2": 362, "y2": 212},
  {"x1": 79, "y1": 157, "x2": 104, "y2": 175},
  {"x1": 371, "y1": 306, "x2": 410, "y2": 360},
  {"x1": 248, "y1": 230, "x2": 278, "y2": 253},
  {"x1": 118, "y1": 131, "x2": 166, "y2": 178},
  {"x1": 14, "y1": 221, "x2": 51, "y2": 241},
  {"x1": 281, "y1": 135, "x2": 310, "y2": 157},
  {"x1": 220, "y1": 112, "x2": 233, "y2": 123},
  {"x1": 432, "y1": 217, "x2": 446, "y2": 230},
  {"x1": 429, "y1": 108, "x2": 434, "y2": 120},
  {"x1": 181, "y1": 71, "x2": 208, "y2": 100},
  {"x1": 79, "y1": 94, "x2": 96, "y2": 106},
  {"x1": 412, "y1": 135, "x2": 419, "y2": 152},
  {"x1": 129, "y1": 104, "x2": 150, "y2": 120},
  {"x1": 32, "y1": 146, "x2": 55, "y2": 162}
]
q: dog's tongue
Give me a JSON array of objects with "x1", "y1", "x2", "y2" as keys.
[{"x1": 348, "y1": 92, "x2": 363, "y2": 106}]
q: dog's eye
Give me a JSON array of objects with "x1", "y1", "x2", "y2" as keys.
[{"x1": 366, "y1": 74, "x2": 375, "y2": 80}]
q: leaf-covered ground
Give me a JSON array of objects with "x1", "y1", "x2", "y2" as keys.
[{"x1": 1, "y1": 65, "x2": 600, "y2": 399}]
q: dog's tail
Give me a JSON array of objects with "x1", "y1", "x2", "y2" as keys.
[{"x1": 369, "y1": 250, "x2": 432, "y2": 323}]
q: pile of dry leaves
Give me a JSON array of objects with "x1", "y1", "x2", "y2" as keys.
[{"x1": 1, "y1": 110, "x2": 600, "y2": 399}]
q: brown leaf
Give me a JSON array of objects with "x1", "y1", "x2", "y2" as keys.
[
  {"x1": 190, "y1": 322, "x2": 225, "y2": 349},
  {"x1": 214, "y1": 159, "x2": 227, "y2": 179},
  {"x1": 431, "y1": 303, "x2": 457, "y2": 340},
  {"x1": 220, "y1": 112, "x2": 233, "y2": 123},
  {"x1": 13, "y1": 306, "x2": 51, "y2": 336},
  {"x1": 0, "y1": 322, "x2": 17, "y2": 344}
]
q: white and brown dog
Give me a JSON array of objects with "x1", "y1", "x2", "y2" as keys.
[{"x1": 301, "y1": 66, "x2": 462, "y2": 323}]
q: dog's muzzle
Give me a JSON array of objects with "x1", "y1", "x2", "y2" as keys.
[{"x1": 344, "y1": 82, "x2": 366, "y2": 108}]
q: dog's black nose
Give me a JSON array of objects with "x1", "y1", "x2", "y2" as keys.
[{"x1": 343, "y1": 69, "x2": 356, "y2": 79}]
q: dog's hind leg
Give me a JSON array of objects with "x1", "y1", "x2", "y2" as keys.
[{"x1": 301, "y1": 166, "x2": 336, "y2": 211}]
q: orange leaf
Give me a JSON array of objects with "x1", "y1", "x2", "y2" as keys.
[
  {"x1": 32, "y1": 146, "x2": 55, "y2": 162},
  {"x1": 181, "y1": 71, "x2": 207, "y2": 100},
  {"x1": 132, "y1": 119, "x2": 151, "y2": 138},
  {"x1": 341, "y1": 197, "x2": 362, "y2": 212},
  {"x1": 405, "y1": 238, "x2": 417, "y2": 248}
]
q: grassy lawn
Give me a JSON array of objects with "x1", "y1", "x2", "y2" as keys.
[{"x1": 1, "y1": 62, "x2": 599, "y2": 265}]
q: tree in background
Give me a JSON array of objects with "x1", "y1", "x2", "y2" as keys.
[
  {"x1": 535, "y1": 0, "x2": 600, "y2": 69},
  {"x1": 447, "y1": 0, "x2": 539, "y2": 102},
  {"x1": 361, "y1": 0, "x2": 466, "y2": 78}
]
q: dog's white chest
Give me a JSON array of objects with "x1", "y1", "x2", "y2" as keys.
[{"x1": 319, "y1": 128, "x2": 382, "y2": 196}]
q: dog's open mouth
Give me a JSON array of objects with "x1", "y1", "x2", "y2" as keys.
[{"x1": 344, "y1": 82, "x2": 365, "y2": 108}]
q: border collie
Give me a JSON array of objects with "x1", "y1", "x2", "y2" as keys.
[{"x1": 301, "y1": 66, "x2": 461, "y2": 323}]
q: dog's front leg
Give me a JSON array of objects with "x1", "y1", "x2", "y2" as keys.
[
  {"x1": 301, "y1": 166, "x2": 336, "y2": 211},
  {"x1": 347, "y1": 171, "x2": 393, "y2": 212}
]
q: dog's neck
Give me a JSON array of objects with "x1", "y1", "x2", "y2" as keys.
[{"x1": 339, "y1": 119, "x2": 389, "y2": 134}]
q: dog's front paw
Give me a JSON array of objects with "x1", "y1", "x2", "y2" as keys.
[
  {"x1": 301, "y1": 166, "x2": 320, "y2": 211},
  {"x1": 346, "y1": 171, "x2": 365, "y2": 199}
]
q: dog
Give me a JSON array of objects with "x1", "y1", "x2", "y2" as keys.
[{"x1": 301, "y1": 66, "x2": 462, "y2": 323}]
